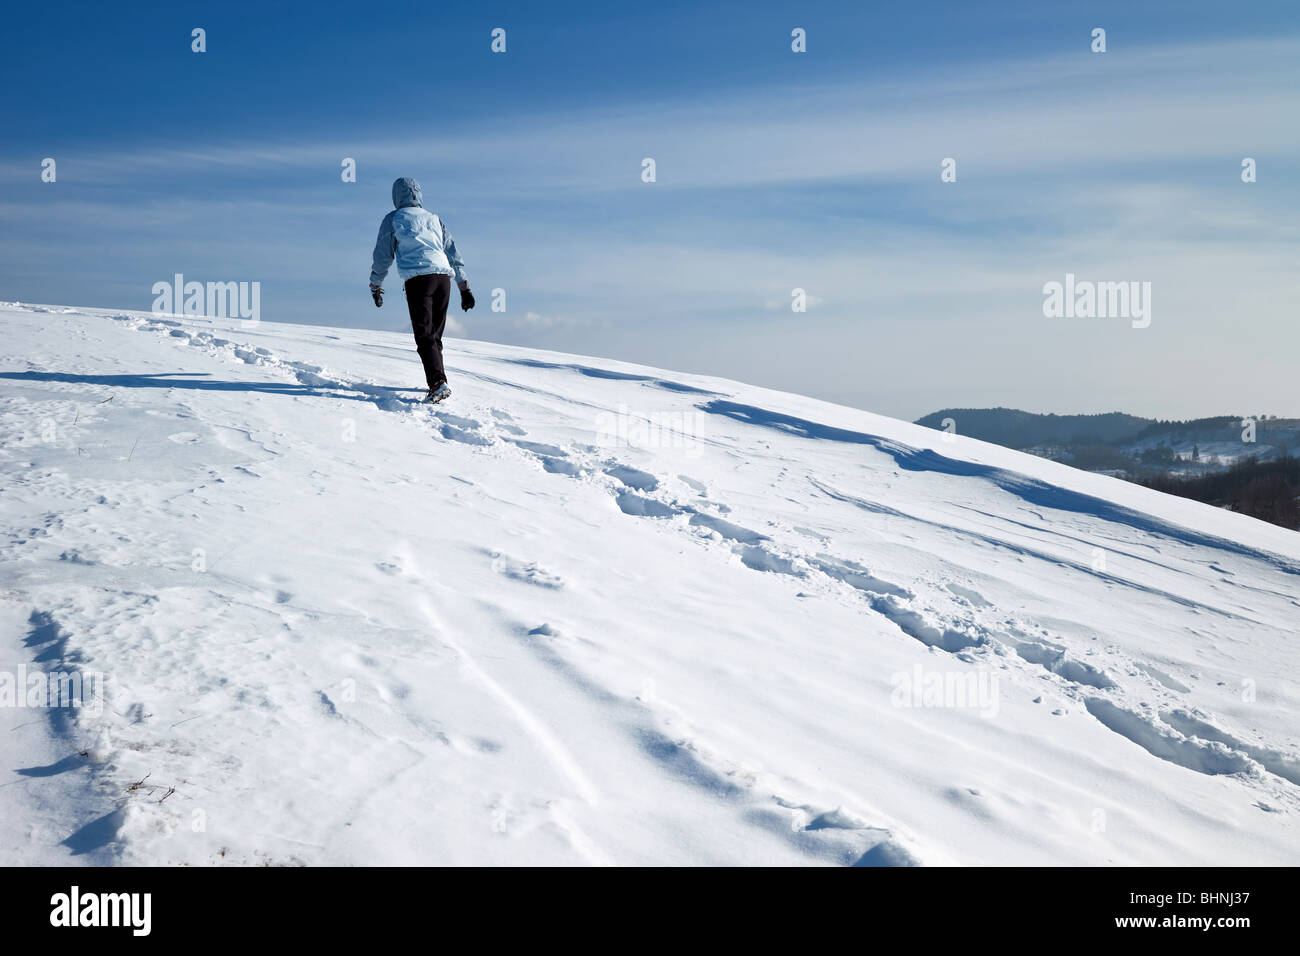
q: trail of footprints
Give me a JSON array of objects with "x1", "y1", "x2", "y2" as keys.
[
  {"x1": 438, "y1": 394, "x2": 1296, "y2": 796},
  {"x1": 120, "y1": 311, "x2": 1300, "y2": 800}
]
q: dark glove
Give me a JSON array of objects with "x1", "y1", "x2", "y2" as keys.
[
  {"x1": 460, "y1": 287, "x2": 475, "y2": 312},
  {"x1": 370, "y1": 286, "x2": 383, "y2": 308}
]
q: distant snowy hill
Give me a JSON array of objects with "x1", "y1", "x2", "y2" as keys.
[{"x1": 2, "y1": 302, "x2": 1298, "y2": 866}]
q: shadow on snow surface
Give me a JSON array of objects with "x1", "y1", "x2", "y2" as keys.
[
  {"x1": 0, "y1": 370, "x2": 417, "y2": 403},
  {"x1": 699, "y1": 399, "x2": 1300, "y2": 573}
]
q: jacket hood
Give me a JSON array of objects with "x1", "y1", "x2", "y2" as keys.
[{"x1": 392, "y1": 177, "x2": 423, "y2": 209}]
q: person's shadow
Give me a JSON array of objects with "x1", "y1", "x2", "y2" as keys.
[{"x1": 0, "y1": 370, "x2": 414, "y2": 403}]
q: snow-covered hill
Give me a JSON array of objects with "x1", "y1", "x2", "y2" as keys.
[{"x1": 2, "y1": 302, "x2": 1298, "y2": 866}]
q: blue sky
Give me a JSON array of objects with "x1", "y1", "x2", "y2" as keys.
[{"x1": 2, "y1": 0, "x2": 1297, "y2": 419}]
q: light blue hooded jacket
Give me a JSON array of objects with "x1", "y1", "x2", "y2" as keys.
[{"x1": 369, "y1": 177, "x2": 469, "y2": 289}]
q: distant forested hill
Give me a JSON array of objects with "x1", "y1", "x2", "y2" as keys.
[{"x1": 914, "y1": 408, "x2": 1153, "y2": 448}]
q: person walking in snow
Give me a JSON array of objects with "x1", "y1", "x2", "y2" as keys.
[{"x1": 369, "y1": 177, "x2": 475, "y2": 404}]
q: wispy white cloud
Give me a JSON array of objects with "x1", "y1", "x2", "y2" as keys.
[
  {"x1": 514, "y1": 311, "x2": 578, "y2": 330},
  {"x1": 3, "y1": 37, "x2": 1296, "y2": 191}
]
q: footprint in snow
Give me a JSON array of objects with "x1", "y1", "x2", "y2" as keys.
[
  {"x1": 946, "y1": 583, "x2": 991, "y2": 607},
  {"x1": 615, "y1": 492, "x2": 676, "y2": 518},
  {"x1": 677, "y1": 475, "x2": 708, "y2": 496},
  {"x1": 434, "y1": 412, "x2": 481, "y2": 430},
  {"x1": 485, "y1": 408, "x2": 525, "y2": 434},
  {"x1": 1008, "y1": 637, "x2": 1114, "y2": 689},
  {"x1": 686, "y1": 512, "x2": 766, "y2": 544},
  {"x1": 804, "y1": 807, "x2": 869, "y2": 831},
  {"x1": 1084, "y1": 698, "x2": 1253, "y2": 776},
  {"x1": 509, "y1": 439, "x2": 568, "y2": 458},
  {"x1": 604, "y1": 463, "x2": 658, "y2": 492},
  {"x1": 540, "y1": 456, "x2": 581, "y2": 476},
  {"x1": 812, "y1": 556, "x2": 912, "y2": 599},
  {"x1": 439, "y1": 423, "x2": 493, "y2": 447},
  {"x1": 489, "y1": 553, "x2": 564, "y2": 589},
  {"x1": 738, "y1": 545, "x2": 801, "y2": 575}
]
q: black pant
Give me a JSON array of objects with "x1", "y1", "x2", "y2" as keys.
[{"x1": 404, "y1": 273, "x2": 451, "y2": 389}]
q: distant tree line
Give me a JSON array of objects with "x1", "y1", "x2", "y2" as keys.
[
  {"x1": 1129, "y1": 416, "x2": 1239, "y2": 443},
  {"x1": 914, "y1": 408, "x2": 1151, "y2": 448},
  {"x1": 1141, "y1": 455, "x2": 1300, "y2": 530}
]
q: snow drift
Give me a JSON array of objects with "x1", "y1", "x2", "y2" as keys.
[{"x1": 2, "y1": 301, "x2": 1298, "y2": 866}]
